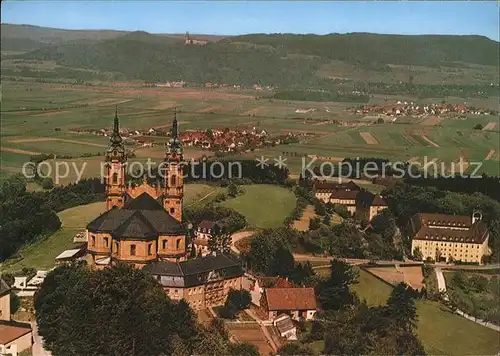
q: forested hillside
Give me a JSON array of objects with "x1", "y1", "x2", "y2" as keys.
[{"x1": 3, "y1": 24, "x2": 499, "y2": 89}]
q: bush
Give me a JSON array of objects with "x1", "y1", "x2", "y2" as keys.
[
  {"x1": 226, "y1": 289, "x2": 251, "y2": 310},
  {"x1": 473, "y1": 124, "x2": 483, "y2": 130},
  {"x1": 41, "y1": 177, "x2": 54, "y2": 190},
  {"x1": 10, "y1": 293, "x2": 21, "y2": 314}
]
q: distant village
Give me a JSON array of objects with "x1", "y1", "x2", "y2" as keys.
[
  {"x1": 73, "y1": 126, "x2": 303, "y2": 152},
  {"x1": 348, "y1": 101, "x2": 496, "y2": 118}
]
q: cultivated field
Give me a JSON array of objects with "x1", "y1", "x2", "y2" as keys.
[
  {"x1": 226, "y1": 323, "x2": 274, "y2": 356},
  {"x1": 365, "y1": 266, "x2": 425, "y2": 290},
  {"x1": 1, "y1": 80, "x2": 499, "y2": 181}
]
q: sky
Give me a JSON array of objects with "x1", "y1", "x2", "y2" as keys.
[{"x1": 2, "y1": 1, "x2": 499, "y2": 41}]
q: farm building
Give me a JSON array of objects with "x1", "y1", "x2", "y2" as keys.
[{"x1": 260, "y1": 287, "x2": 317, "y2": 321}]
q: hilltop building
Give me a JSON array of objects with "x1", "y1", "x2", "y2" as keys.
[
  {"x1": 184, "y1": 32, "x2": 208, "y2": 45},
  {"x1": 409, "y1": 212, "x2": 490, "y2": 263}
]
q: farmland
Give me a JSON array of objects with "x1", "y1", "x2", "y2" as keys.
[{"x1": 0, "y1": 77, "x2": 499, "y2": 183}]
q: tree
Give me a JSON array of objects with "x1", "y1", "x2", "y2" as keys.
[
  {"x1": 277, "y1": 343, "x2": 314, "y2": 356},
  {"x1": 228, "y1": 182, "x2": 239, "y2": 197},
  {"x1": 226, "y1": 289, "x2": 251, "y2": 310},
  {"x1": 308, "y1": 217, "x2": 321, "y2": 230},
  {"x1": 207, "y1": 225, "x2": 232, "y2": 255},
  {"x1": 270, "y1": 244, "x2": 295, "y2": 277},
  {"x1": 10, "y1": 293, "x2": 20, "y2": 314},
  {"x1": 323, "y1": 214, "x2": 331, "y2": 226},
  {"x1": 317, "y1": 259, "x2": 359, "y2": 310},
  {"x1": 412, "y1": 246, "x2": 423, "y2": 261},
  {"x1": 41, "y1": 177, "x2": 54, "y2": 190},
  {"x1": 386, "y1": 282, "x2": 418, "y2": 331},
  {"x1": 473, "y1": 124, "x2": 483, "y2": 130},
  {"x1": 229, "y1": 343, "x2": 260, "y2": 356},
  {"x1": 35, "y1": 263, "x2": 200, "y2": 356}
]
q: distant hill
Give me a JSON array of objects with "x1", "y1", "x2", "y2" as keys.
[
  {"x1": 2, "y1": 24, "x2": 498, "y2": 88},
  {"x1": 0, "y1": 24, "x2": 227, "y2": 51}
]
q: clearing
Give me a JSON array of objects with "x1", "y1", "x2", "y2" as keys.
[
  {"x1": 226, "y1": 323, "x2": 274, "y2": 356},
  {"x1": 220, "y1": 184, "x2": 296, "y2": 229},
  {"x1": 359, "y1": 132, "x2": 378, "y2": 144},
  {"x1": 197, "y1": 105, "x2": 221, "y2": 113},
  {"x1": 292, "y1": 205, "x2": 317, "y2": 231}
]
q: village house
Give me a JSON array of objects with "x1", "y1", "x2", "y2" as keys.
[
  {"x1": 0, "y1": 279, "x2": 33, "y2": 355},
  {"x1": 409, "y1": 212, "x2": 490, "y2": 264},
  {"x1": 260, "y1": 287, "x2": 317, "y2": 321},
  {"x1": 244, "y1": 276, "x2": 295, "y2": 307}
]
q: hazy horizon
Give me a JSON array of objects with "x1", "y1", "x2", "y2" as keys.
[{"x1": 2, "y1": 1, "x2": 499, "y2": 41}]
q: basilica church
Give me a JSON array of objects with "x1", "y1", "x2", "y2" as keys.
[
  {"x1": 85, "y1": 111, "x2": 244, "y2": 310},
  {"x1": 86, "y1": 110, "x2": 187, "y2": 268}
]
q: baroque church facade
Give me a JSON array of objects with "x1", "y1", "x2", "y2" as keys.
[{"x1": 86, "y1": 111, "x2": 187, "y2": 268}]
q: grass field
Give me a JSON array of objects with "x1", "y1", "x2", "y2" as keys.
[
  {"x1": 220, "y1": 184, "x2": 296, "y2": 228},
  {"x1": 0, "y1": 184, "x2": 220, "y2": 272},
  {"x1": 315, "y1": 267, "x2": 500, "y2": 355},
  {"x1": 1, "y1": 201, "x2": 106, "y2": 272}
]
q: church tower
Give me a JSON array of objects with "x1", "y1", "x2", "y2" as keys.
[
  {"x1": 163, "y1": 110, "x2": 184, "y2": 222},
  {"x1": 105, "y1": 108, "x2": 127, "y2": 210}
]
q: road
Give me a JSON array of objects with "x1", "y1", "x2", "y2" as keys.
[{"x1": 31, "y1": 321, "x2": 52, "y2": 356}]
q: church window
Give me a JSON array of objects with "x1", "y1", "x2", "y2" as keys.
[
  {"x1": 104, "y1": 237, "x2": 109, "y2": 248},
  {"x1": 148, "y1": 244, "x2": 153, "y2": 255},
  {"x1": 115, "y1": 241, "x2": 119, "y2": 252},
  {"x1": 176, "y1": 239, "x2": 181, "y2": 249},
  {"x1": 170, "y1": 208, "x2": 175, "y2": 214},
  {"x1": 91, "y1": 235, "x2": 96, "y2": 247},
  {"x1": 130, "y1": 244, "x2": 136, "y2": 256},
  {"x1": 112, "y1": 172, "x2": 118, "y2": 184},
  {"x1": 171, "y1": 175, "x2": 177, "y2": 186},
  {"x1": 162, "y1": 240, "x2": 167, "y2": 249}
]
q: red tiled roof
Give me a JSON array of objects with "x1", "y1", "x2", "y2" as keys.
[
  {"x1": 0, "y1": 321, "x2": 32, "y2": 345},
  {"x1": 265, "y1": 287, "x2": 317, "y2": 311}
]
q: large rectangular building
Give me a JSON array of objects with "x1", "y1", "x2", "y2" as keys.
[
  {"x1": 409, "y1": 212, "x2": 490, "y2": 264},
  {"x1": 148, "y1": 254, "x2": 244, "y2": 310}
]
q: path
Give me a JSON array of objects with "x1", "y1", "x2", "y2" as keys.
[
  {"x1": 184, "y1": 188, "x2": 218, "y2": 208},
  {"x1": 435, "y1": 267, "x2": 500, "y2": 332},
  {"x1": 31, "y1": 321, "x2": 52, "y2": 356},
  {"x1": 230, "y1": 230, "x2": 255, "y2": 254}
]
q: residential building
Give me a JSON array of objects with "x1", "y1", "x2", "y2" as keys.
[
  {"x1": 148, "y1": 254, "x2": 244, "y2": 310},
  {"x1": 355, "y1": 189, "x2": 388, "y2": 221},
  {"x1": 409, "y1": 212, "x2": 490, "y2": 264},
  {"x1": 314, "y1": 180, "x2": 360, "y2": 203},
  {"x1": 0, "y1": 279, "x2": 33, "y2": 355},
  {"x1": 260, "y1": 287, "x2": 317, "y2": 320},
  {"x1": 245, "y1": 276, "x2": 294, "y2": 307}
]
